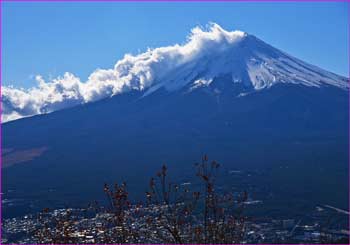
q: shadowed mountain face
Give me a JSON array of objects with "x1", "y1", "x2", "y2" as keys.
[
  {"x1": 2, "y1": 80, "x2": 348, "y2": 218},
  {"x1": 2, "y1": 27, "x2": 349, "y2": 219}
]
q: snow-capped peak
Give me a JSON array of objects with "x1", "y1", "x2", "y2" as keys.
[
  {"x1": 2, "y1": 23, "x2": 348, "y2": 123},
  {"x1": 143, "y1": 29, "x2": 348, "y2": 95}
]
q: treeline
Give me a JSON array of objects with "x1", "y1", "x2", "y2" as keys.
[{"x1": 34, "y1": 156, "x2": 248, "y2": 244}]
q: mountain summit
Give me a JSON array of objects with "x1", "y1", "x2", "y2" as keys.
[
  {"x1": 2, "y1": 23, "x2": 348, "y2": 122},
  {"x1": 2, "y1": 24, "x2": 349, "y2": 219}
]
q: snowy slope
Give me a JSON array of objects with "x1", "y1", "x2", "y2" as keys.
[
  {"x1": 144, "y1": 32, "x2": 348, "y2": 96},
  {"x1": 2, "y1": 23, "x2": 348, "y2": 123}
]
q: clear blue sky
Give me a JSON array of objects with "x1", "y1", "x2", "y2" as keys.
[{"x1": 2, "y1": 1, "x2": 349, "y2": 88}]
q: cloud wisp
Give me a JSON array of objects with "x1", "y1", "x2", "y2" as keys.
[
  {"x1": 2, "y1": 23, "x2": 246, "y2": 122},
  {"x1": 2, "y1": 23, "x2": 347, "y2": 123}
]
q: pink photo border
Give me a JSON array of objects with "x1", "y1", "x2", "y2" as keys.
[{"x1": 0, "y1": 1, "x2": 348, "y2": 245}]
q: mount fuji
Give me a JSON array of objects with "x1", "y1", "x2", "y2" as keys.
[
  {"x1": 2, "y1": 23, "x2": 348, "y2": 122},
  {"x1": 2, "y1": 24, "x2": 349, "y2": 217}
]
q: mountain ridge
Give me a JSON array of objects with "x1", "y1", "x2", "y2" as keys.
[{"x1": 2, "y1": 23, "x2": 348, "y2": 123}]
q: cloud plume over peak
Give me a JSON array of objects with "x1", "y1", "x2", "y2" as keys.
[
  {"x1": 2, "y1": 23, "x2": 247, "y2": 122},
  {"x1": 2, "y1": 23, "x2": 347, "y2": 123}
]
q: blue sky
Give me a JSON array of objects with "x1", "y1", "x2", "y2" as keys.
[{"x1": 2, "y1": 1, "x2": 348, "y2": 88}]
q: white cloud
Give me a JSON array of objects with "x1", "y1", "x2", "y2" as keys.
[
  {"x1": 4, "y1": 22, "x2": 346, "y2": 123},
  {"x1": 2, "y1": 23, "x2": 246, "y2": 122}
]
